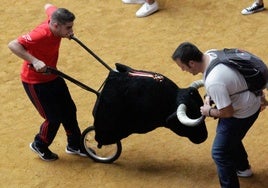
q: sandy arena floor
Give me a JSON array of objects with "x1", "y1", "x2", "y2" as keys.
[{"x1": 1, "y1": 0, "x2": 268, "y2": 187}]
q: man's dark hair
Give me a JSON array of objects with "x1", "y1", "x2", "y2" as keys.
[
  {"x1": 172, "y1": 42, "x2": 203, "y2": 66},
  {"x1": 51, "y1": 8, "x2": 75, "y2": 25}
]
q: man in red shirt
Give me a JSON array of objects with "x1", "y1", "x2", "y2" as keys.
[{"x1": 8, "y1": 4, "x2": 86, "y2": 161}]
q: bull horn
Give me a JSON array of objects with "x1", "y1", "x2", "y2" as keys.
[
  {"x1": 177, "y1": 104, "x2": 204, "y2": 127},
  {"x1": 189, "y1": 80, "x2": 204, "y2": 89}
]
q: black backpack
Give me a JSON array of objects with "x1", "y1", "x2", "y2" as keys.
[{"x1": 205, "y1": 48, "x2": 268, "y2": 96}]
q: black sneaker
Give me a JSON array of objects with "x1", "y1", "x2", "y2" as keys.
[
  {"x1": 65, "y1": 145, "x2": 87, "y2": 157},
  {"x1": 241, "y1": 2, "x2": 265, "y2": 15},
  {"x1": 29, "y1": 142, "x2": 59, "y2": 161}
]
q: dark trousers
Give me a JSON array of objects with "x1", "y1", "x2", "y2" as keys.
[
  {"x1": 212, "y1": 109, "x2": 260, "y2": 188},
  {"x1": 23, "y1": 77, "x2": 82, "y2": 149}
]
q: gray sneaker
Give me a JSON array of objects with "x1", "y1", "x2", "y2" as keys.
[
  {"x1": 30, "y1": 142, "x2": 59, "y2": 161},
  {"x1": 237, "y1": 168, "x2": 253, "y2": 177},
  {"x1": 241, "y1": 2, "x2": 264, "y2": 15}
]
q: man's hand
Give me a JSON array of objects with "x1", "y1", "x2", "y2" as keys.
[
  {"x1": 200, "y1": 104, "x2": 212, "y2": 117},
  {"x1": 204, "y1": 95, "x2": 211, "y2": 105},
  {"x1": 31, "y1": 59, "x2": 46, "y2": 72}
]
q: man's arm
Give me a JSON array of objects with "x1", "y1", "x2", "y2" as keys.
[
  {"x1": 44, "y1": 3, "x2": 53, "y2": 10},
  {"x1": 44, "y1": 3, "x2": 57, "y2": 17},
  {"x1": 8, "y1": 39, "x2": 46, "y2": 72},
  {"x1": 201, "y1": 102, "x2": 234, "y2": 118},
  {"x1": 8, "y1": 39, "x2": 35, "y2": 63}
]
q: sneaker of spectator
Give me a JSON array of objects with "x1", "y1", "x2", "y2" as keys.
[
  {"x1": 241, "y1": 2, "x2": 265, "y2": 15},
  {"x1": 136, "y1": 1, "x2": 159, "y2": 17},
  {"x1": 122, "y1": 0, "x2": 145, "y2": 4}
]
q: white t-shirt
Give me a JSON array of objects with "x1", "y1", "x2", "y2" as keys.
[{"x1": 204, "y1": 50, "x2": 260, "y2": 118}]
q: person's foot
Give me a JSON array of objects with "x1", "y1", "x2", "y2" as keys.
[
  {"x1": 122, "y1": 0, "x2": 145, "y2": 4},
  {"x1": 136, "y1": 1, "x2": 159, "y2": 17},
  {"x1": 29, "y1": 142, "x2": 59, "y2": 161},
  {"x1": 65, "y1": 145, "x2": 87, "y2": 157},
  {"x1": 237, "y1": 168, "x2": 253, "y2": 177},
  {"x1": 241, "y1": 2, "x2": 264, "y2": 15}
]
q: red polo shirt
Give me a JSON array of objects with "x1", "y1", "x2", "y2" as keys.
[{"x1": 18, "y1": 5, "x2": 61, "y2": 84}]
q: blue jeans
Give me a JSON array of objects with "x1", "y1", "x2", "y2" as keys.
[{"x1": 212, "y1": 109, "x2": 260, "y2": 188}]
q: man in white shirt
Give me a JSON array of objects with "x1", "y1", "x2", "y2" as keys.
[{"x1": 172, "y1": 42, "x2": 263, "y2": 188}]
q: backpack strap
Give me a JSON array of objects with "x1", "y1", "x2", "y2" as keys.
[
  {"x1": 204, "y1": 50, "x2": 249, "y2": 96},
  {"x1": 229, "y1": 89, "x2": 248, "y2": 96}
]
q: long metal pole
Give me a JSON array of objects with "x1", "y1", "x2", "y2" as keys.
[{"x1": 70, "y1": 35, "x2": 113, "y2": 72}]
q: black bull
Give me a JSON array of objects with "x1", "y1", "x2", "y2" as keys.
[{"x1": 93, "y1": 64, "x2": 208, "y2": 145}]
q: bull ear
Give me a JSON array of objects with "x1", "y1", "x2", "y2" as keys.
[
  {"x1": 176, "y1": 104, "x2": 205, "y2": 127},
  {"x1": 189, "y1": 80, "x2": 204, "y2": 89},
  {"x1": 115, "y1": 63, "x2": 132, "y2": 72}
]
